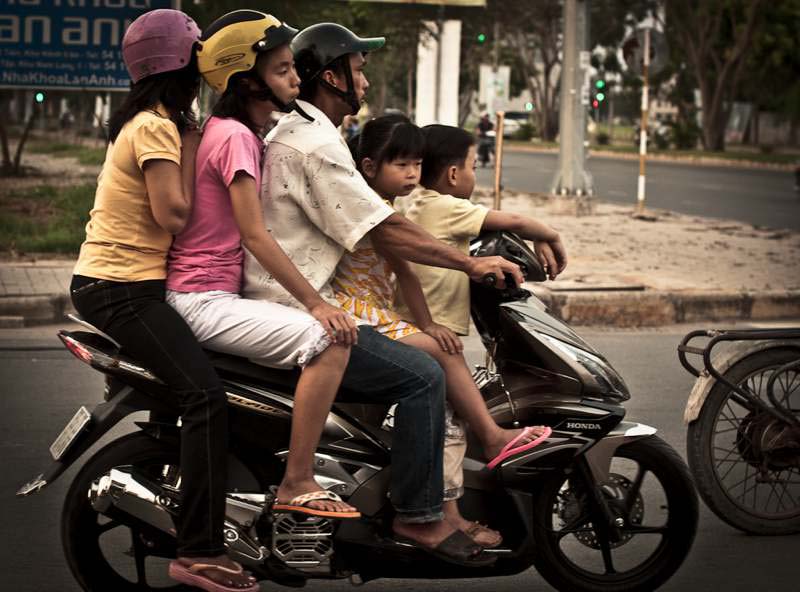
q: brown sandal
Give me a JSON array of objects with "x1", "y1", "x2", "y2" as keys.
[{"x1": 465, "y1": 521, "x2": 503, "y2": 548}]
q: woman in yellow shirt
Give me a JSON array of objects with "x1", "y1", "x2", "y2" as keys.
[{"x1": 70, "y1": 9, "x2": 256, "y2": 592}]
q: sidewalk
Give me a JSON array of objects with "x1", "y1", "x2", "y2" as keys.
[{"x1": 1, "y1": 189, "x2": 798, "y2": 328}]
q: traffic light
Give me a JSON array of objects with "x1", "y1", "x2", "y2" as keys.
[
  {"x1": 34, "y1": 91, "x2": 46, "y2": 104},
  {"x1": 524, "y1": 101, "x2": 534, "y2": 112},
  {"x1": 595, "y1": 79, "x2": 606, "y2": 90},
  {"x1": 596, "y1": 92, "x2": 605, "y2": 102},
  {"x1": 476, "y1": 33, "x2": 486, "y2": 44},
  {"x1": 592, "y1": 99, "x2": 599, "y2": 109}
]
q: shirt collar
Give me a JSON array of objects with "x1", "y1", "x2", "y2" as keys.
[{"x1": 293, "y1": 99, "x2": 340, "y2": 135}]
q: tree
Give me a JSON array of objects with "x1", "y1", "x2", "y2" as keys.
[
  {"x1": 664, "y1": 0, "x2": 765, "y2": 151},
  {"x1": 738, "y1": 0, "x2": 800, "y2": 145}
]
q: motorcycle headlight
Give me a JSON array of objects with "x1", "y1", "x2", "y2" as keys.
[{"x1": 538, "y1": 333, "x2": 630, "y2": 400}]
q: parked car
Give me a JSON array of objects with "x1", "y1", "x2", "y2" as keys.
[{"x1": 502, "y1": 111, "x2": 531, "y2": 138}]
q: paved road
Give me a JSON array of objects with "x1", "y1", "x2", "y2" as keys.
[
  {"x1": 477, "y1": 151, "x2": 800, "y2": 231},
  {"x1": 2, "y1": 323, "x2": 798, "y2": 591}
]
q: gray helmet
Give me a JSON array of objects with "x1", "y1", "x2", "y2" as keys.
[{"x1": 291, "y1": 22, "x2": 384, "y2": 114}]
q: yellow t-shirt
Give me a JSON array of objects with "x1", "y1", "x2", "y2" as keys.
[
  {"x1": 394, "y1": 188, "x2": 489, "y2": 335},
  {"x1": 74, "y1": 105, "x2": 181, "y2": 281}
]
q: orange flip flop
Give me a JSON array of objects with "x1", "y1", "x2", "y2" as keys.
[{"x1": 272, "y1": 490, "x2": 361, "y2": 519}]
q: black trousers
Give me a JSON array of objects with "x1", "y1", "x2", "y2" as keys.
[{"x1": 71, "y1": 275, "x2": 228, "y2": 557}]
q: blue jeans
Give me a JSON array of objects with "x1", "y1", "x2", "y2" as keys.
[{"x1": 339, "y1": 327, "x2": 446, "y2": 523}]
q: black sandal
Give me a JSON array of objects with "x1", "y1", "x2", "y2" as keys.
[{"x1": 394, "y1": 530, "x2": 497, "y2": 568}]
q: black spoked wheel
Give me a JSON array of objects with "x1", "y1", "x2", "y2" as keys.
[
  {"x1": 62, "y1": 432, "x2": 190, "y2": 591},
  {"x1": 687, "y1": 347, "x2": 800, "y2": 535},
  {"x1": 531, "y1": 436, "x2": 698, "y2": 592}
]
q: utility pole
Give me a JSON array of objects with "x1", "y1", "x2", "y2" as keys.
[
  {"x1": 636, "y1": 26, "x2": 651, "y2": 214},
  {"x1": 551, "y1": 0, "x2": 593, "y2": 197}
]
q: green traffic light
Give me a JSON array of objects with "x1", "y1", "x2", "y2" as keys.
[
  {"x1": 595, "y1": 80, "x2": 606, "y2": 90},
  {"x1": 525, "y1": 102, "x2": 534, "y2": 112},
  {"x1": 596, "y1": 92, "x2": 605, "y2": 102},
  {"x1": 34, "y1": 92, "x2": 45, "y2": 103},
  {"x1": 477, "y1": 33, "x2": 486, "y2": 43}
]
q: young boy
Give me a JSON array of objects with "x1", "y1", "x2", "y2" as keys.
[{"x1": 394, "y1": 124, "x2": 567, "y2": 336}]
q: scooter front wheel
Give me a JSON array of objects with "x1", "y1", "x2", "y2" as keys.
[
  {"x1": 686, "y1": 347, "x2": 800, "y2": 535},
  {"x1": 530, "y1": 436, "x2": 697, "y2": 592}
]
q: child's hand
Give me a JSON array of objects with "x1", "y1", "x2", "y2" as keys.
[
  {"x1": 309, "y1": 301, "x2": 358, "y2": 345},
  {"x1": 422, "y1": 323, "x2": 463, "y2": 355},
  {"x1": 549, "y1": 238, "x2": 568, "y2": 274},
  {"x1": 534, "y1": 240, "x2": 567, "y2": 280}
]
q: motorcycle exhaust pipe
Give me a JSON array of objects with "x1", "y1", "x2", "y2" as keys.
[
  {"x1": 90, "y1": 467, "x2": 178, "y2": 536},
  {"x1": 89, "y1": 468, "x2": 267, "y2": 562}
]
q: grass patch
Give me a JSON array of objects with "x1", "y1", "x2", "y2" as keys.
[
  {"x1": 0, "y1": 184, "x2": 94, "y2": 254},
  {"x1": 29, "y1": 141, "x2": 106, "y2": 166},
  {"x1": 588, "y1": 144, "x2": 799, "y2": 164}
]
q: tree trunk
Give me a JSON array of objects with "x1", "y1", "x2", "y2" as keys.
[
  {"x1": 406, "y1": 66, "x2": 414, "y2": 117},
  {"x1": 13, "y1": 100, "x2": 38, "y2": 174},
  {"x1": 0, "y1": 92, "x2": 11, "y2": 173},
  {"x1": 752, "y1": 106, "x2": 759, "y2": 145}
]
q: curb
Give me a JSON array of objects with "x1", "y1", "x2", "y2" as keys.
[
  {"x1": 1, "y1": 289, "x2": 798, "y2": 328},
  {"x1": 535, "y1": 289, "x2": 800, "y2": 327},
  {"x1": 505, "y1": 145, "x2": 797, "y2": 172},
  {"x1": 0, "y1": 294, "x2": 74, "y2": 326}
]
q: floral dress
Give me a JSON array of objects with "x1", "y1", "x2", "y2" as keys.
[{"x1": 331, "y1": 235, "x2": 420, "y2": 341}]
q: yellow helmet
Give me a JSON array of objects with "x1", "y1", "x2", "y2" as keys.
[{"x1": 197, "y1": 10, "x2": 298, "y2": 93}]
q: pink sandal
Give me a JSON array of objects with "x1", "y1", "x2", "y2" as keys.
[
  {"x1": 168, "y1": 560, "x2": 259, "y2": 592},
  {"x1": 486, "y1": 426, "x2": 552, "y2": 469}
]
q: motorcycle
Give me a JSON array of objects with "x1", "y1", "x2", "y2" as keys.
[
  {"x1": 18, "y1": 230, "x2": 698, "y2": 592},
  {"x1": 678, "y1": 328, "x2": 800, "y2": 535}
]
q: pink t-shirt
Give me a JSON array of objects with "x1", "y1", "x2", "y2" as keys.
[{"x1": 167, "y1": 116, "x2": 263, "y2": 293}]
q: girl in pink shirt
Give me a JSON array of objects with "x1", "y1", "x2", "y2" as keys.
[{"x1": 167, "y1": 11, "x2": 359, "y2": 520}]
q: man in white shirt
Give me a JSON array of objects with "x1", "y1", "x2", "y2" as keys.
[{"x1": 244, "y1": 22, "x2": 522, "y2": 567}]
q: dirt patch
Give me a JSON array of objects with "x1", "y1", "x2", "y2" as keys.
[{"x1": 474, "y1": 187, "x2": 800, "y2": 294}]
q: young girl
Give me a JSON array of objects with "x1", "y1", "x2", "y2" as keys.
[
  {"x1": 70, "y1": 10, "x2": 257, "y2": 592},
  {"x1": 333, "y1": 115, "x2": 551, "y2": 548},
  {"x1": 165, "y1": 10, "x2": 359, "y2": 525}
]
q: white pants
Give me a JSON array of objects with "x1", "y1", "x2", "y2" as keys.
[{"x1": 166, "y1": 290, "x2": 331, "y2": 369}]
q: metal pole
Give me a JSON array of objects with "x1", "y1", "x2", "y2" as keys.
[
  {"x1": 636, "y1": 27, "x2": 650, "y2": 214},
  {"x1": 550, "y1": 0, "x2": 592, "y2": 197},
  {"x1": 493, "y1": 110, "x2": 505, "y2": 210}
]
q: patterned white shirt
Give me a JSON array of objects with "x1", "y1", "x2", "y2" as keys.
[{"x1": 242, "y1": 100, "x2": 394, "y2": 307}]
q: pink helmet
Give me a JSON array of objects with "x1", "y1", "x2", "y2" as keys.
[{"x1": 122, "y1": 9, "x2": 201, "y2": 84}]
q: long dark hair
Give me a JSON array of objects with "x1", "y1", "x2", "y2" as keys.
[
  {"x1": 350, "y1": 114, "x2": 424, "y2": 173},
  {"x1": 107, "y1": 54, "x2": 200, "y2": 143},
  {"x1": 209, "y1": 68, "x2": 262, "y2": 136}
]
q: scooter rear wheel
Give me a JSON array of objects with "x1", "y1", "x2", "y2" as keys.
[
  {"x1": 531, "y1": 436, "x2": 697, "y2": 592},
  {"x1": 62, "y1": 432, "x2": 188, "y2": 591}
]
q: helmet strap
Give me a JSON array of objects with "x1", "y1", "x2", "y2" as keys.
[
  {"x1": 238, "y1": 75, "x2": 314, "y2": 122},
  {"x1": 318, "y1": 55, "x2": 361, "y2": 115}
]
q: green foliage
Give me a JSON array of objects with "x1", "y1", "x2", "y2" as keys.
[
  {"x1": 29, "y1": 142, "x2": 106, "y2": 166},
  {"x1": 0, "y1": 184, "x2": 94, "y2": 254},
  {"x1": 511, "y1": 122, "x2": 535, "y2": 141},
  {"x1": 668, "y1": 118, "x2": 701, "y2": 150}
]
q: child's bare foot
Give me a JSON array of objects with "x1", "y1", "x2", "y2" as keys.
[
  {"x1": 171, "y1": 555, "x2": 257, "y2": 590},
  {"x1": 275, "y1": 478, "x2": 358, "y2": 515},
  {"x1": 483, "y1": 426, "x2": 549, "y2": 461}
]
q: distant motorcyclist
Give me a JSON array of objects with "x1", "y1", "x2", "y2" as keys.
[{"x1": 475, "y1": 112, "x2": 494, "y2": 168}]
